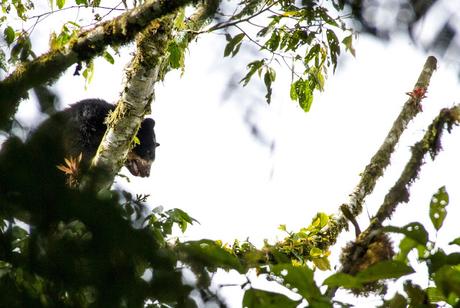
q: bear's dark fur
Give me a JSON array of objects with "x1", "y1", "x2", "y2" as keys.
[{"x1": 30, "y1": 99, "x2": 158, "y2": 178}]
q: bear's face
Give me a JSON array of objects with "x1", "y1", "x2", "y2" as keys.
[{"x1": 125, "y1": 118, "x2": 159, "y2": 177}]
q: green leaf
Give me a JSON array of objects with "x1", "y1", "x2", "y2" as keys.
[
  {"x1": 315, "y1": 68, "x2": 325, "y2": 91},
  {"x1": 426, "y1": 286, "x2": 446, "y2": 303},
  {"x1": 270, "y1": 264, "x2": 327, "y2": 305},
  {"x1": 10, "y1": 43, "x2": 22, "y2": 62},
  {"x1": 12, "y1": 225, "x2": 28, "y2": 240},
  {"x1": 403, "y1": 281, "x2": 432, "y2": 307},
  {"x1": 265, "y1": 30, "x2": 280, "y2": 51},
  {"x1": 429, "y1": 186, "x2": 449, "y2": 231},
  {"x1": 263, "y1": 68, "x2": 275, "y2": 104},
  {"x1": 304, "y1": 44, "x2": 320, "y2": 65},
  {"x1": 173, "y1": 8, "x2": 186, "y2": 29},
  {"x1": 12, "y1": 1, "x2": 27, "y2": 20},
  {"x1": 224, "y1": 33, "x2": 245, "y2": 57},
  {"x1": 384, "y1": 222, "x2": 429, "y2": 246},
  {"x1": 312, "y1": 256, "x2": 331, "y2": 271},
  {"x1": 323, "y1": 273, "x2": 362, "y2": 289},
  {"x1": 290, "y1": 79, "x2": 314, "y2": 112},
  {"x1": 240, "y1": 60, "x2": 264, "y2": 86},
  {"x1": 4, "y1": 26, "x2": 15, "y2": 46},
  {"x1": 231, "y1": 0, "x2": 265, "y2": 21},
  {"x1": 427, "y1": 250, "x2": 460, "y2": 275},
  {"x1": 331, "y1": 0, "x2": 345, "y2": 10},
  {"x1": 102, "y1": 51, "x2": 114, "y2": 64},
  {"x1": 326, "y1": 29, "x2": 340, "y2": 72},
  {"x1": 395, "y1": 237, "x2": 418, "y2": 263},
  {"x1": 165, "y1": 208, "x2": 197, "y2": 233},
  {"x1": 299, "y1": 84, "x2": 313, "y2": 112},
  {"x1": 0, "y1": 49, "x2": 6, "y2": 72},
  {"x1": 356, "y1": 260, "x2": 414, "y2": 283},
  {"x1": 317, "y1": 8, "x2": 338, "y2": 27},
  {"x1": 286, "y1": 30, "x2": 300, "y2": 51},
  {"x1": 449, "y1": 237, "x2": 460, "y2": 246},
  {"x1": 56, "y1": 0, "x2": 65, "y2": 9},
  {"x1": 318, "y1": 213, "x2": 329, "y2": 228},
  {"x1": 168, "y1": 41, "x2": 183, "y2": 69},
  {"x1": 82, "y1": 61, "x2": 94, "y2": 89},
  {"x1": 257, "y1": 17, "x2": 279, "y2": 37},
  {"x1": 243, "y1": 288, "x2": 299, "y2": 308},
  {"x1": 290, "y1": 82, "x2": 298, "y2": 100},
  {"x1": 310, "y1": 247, "x2": 322, "y2": 258},
  {"x1": 179, "y1": 240, "x2": 243, "y2": 272},
  {"x1": 377, "y1": 292, "x2": 407, "y2": 308},
  {"x1": 232, "y1": 42, "x2": 243, "y2": 57},
  {"x1": 342, "y1": 35, "x2": 355, "y2": 57}
]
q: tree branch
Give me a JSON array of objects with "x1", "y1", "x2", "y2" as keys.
[
  {"x1": 372, "y1": 105, "x2": 459, "y2": 225},
  {"x1": 0, "y1": 0, "x2": 196, "y2": 130},
  {"x1": 317, "y1": 56, "x2": 437, "y2": 248},
  {"x1": 327, "y1": 103, "x2": 460, "y2": 298},
  {"x1": 88, "y1": 1, "x2": 219, "y2": 189}
]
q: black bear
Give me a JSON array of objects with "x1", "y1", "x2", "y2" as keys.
[{"x1": 29, "y1": 98, "x2": 158, "y2": 179}]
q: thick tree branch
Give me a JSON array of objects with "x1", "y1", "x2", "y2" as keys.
[
  {"x1": 372, "y1": 105, "x2": 459, "y2": 225},
  {"x1": 316, "y1": 56, "x2": 437, "y2": 248},
  {"x1": 0, "y1": 0, "x2": 196, "y2": 129},
  {"x1": 327, "y1": 104, "x2": 460, "y2": 298},
  {"x1": 339, "y1": 56, "x2": 437, "y2": 228},
  {"x1": 89, "y1": 1, "x2": 219, "y2": 189}
]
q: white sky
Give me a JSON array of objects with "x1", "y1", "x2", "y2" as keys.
[{"x1": 9, "y1": 2, "x2": 460, "y2": 307}]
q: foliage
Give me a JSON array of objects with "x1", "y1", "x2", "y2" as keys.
[
  {"x1": 220, "y1": 1, "x2": 354, "y2": 110},
  {"x1": 0, "y1": 0, "x2": 354, "y2": 113},
  {"x1": 0, "y1": 0, "x2": 460, "y2": 307},
  {"x1": 4, "y1": 108, "x2": 459, "y2": 307}
]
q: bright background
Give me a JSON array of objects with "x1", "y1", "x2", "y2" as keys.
[{"x1": 9, "y1": 2, "x2": 460, "y2": 306}]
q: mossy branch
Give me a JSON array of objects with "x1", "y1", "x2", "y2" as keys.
[
  {"x1": 318, "y1": 56, "x2": 437, "y2": 248},
  {"x1": 372, "y1": 105, "x2": 460, "y2": 225},
  {"x1": 88, "y1": 1, "x2": 219, "y2": 189},
  {"x1": 327, "y1": 104, "x2": 460, "y2": 298},
  {"x1": 0, "y1": 0, "x2": 196, "y2": 130}
]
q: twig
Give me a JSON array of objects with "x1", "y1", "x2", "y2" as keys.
[
  {"x1": 205, "y1": 1, "x2": 278, "y2": 33},
  {"x1": 28, "y1": 4, "x2": 125, "y2": 20}
]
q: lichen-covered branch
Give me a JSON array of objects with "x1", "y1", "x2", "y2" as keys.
[
  {"x1": 89, "y1": 1, "x2": 219, "y2": 189},
  {"x1": 327, "y1": 104, "x2": 460, "y2": 298},
  {"x1": 0, "y1": 0, "x2": 195, "y2": 129},
  {"x1": 319, "y1": 56, "x2": 437, "y2": 247},
  {"x1": 372, "y1": 105, "x2": 459, "y2": 226}
]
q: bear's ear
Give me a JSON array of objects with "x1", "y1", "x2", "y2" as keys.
[
  {"x1": 141, "y1": 118, "x2": 155, "y2": 129},
  {"x1": 137, "y1": 118, "x2": 155, "y2": 144}
]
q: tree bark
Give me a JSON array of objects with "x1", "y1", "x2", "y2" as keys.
[{"x1": 88, "y1": 1, "x2": 219, "y2": 189}]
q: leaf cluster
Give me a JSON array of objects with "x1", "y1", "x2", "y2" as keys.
[
  {"x1": 212, "y1": 186, "x2": 460, "y2": 307},
  {"x1": 221, "y1": 0, "x2": 354, "y2": 110},
  {"x1": 0, "y1": 134, "x2": 234, "y2": 307},
  {"x1": 6, "y1": 127, "x2": 458, "y2": 307}
]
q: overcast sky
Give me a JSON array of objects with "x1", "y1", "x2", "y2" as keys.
[{"x1": 9, "y1": 3, "x2": 460, "y2": 306}]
